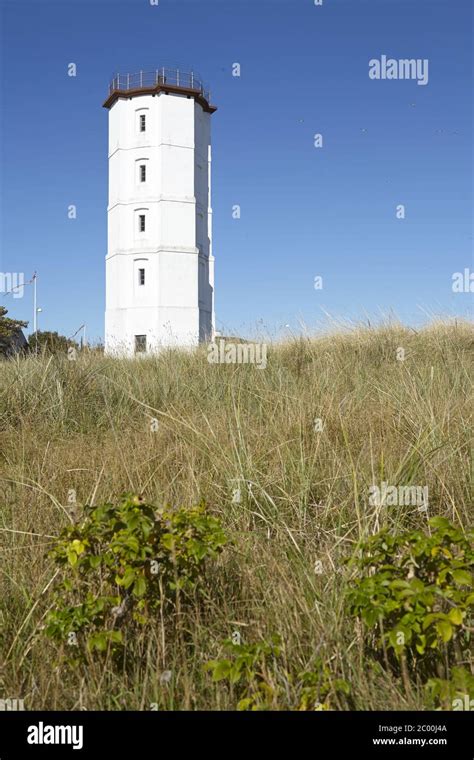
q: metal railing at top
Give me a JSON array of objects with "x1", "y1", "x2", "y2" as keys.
[{"x1": 108, "y1": 69, "x2": 211, "y2": 102}]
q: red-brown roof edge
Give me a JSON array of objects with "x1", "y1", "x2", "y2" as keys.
[{"x1": 103, "y1": 83, "x2": 217, "y2": 113}]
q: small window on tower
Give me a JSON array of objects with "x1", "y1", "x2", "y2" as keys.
[
  {"x1": 138, "y1": 268, "x2": 145, "y2": 286},
  {"x1": 140, "y1": 164, "x2": 146, "y2": 182},
  {"x1": 135, "y1": 335, "x2": 147, "y2": 354},
  {"x1": 139, "y1": 214, "x2": 146, "y2": 232},
  {"x1": 139, "y1": 114, "x2": 146, "y2": 132}
]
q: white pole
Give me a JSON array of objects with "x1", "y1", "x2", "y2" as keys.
[{"x1": 33, "y1": 272, "x2": 37, "y2": 334}]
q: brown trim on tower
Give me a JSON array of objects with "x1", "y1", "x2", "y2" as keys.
[{"x1": 103, "y1": 83, "x2": 217, "y2": 113}]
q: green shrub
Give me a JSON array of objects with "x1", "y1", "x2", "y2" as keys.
[
  {"x1": 298, "y1": 664, "x2": 351, "y2": 711},
  {"x1": 425, "y1": 666, "x2": 474, "y2": 710},
  {"x1": 45, "y1": 495, "x2": 228, "y2": 659},
  {"x1": 205, "y1": 637, "x2": 350, "y2": 711},
  {"x1": 346, "y1": 517, "x2": 473, "y2": 703},
  {"x1": 205, "y1": 636, "x2": 283, "y2": 711}
]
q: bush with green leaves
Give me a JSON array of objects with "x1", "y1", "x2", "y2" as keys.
[
  {"x1": 205, "y1": 636, "x2": 283, "y2": 710},
  {"x1": 205, "y1": 637, "x2": 350, "y2": 711},
  {"x1": 425, "y1": 665, "x2": 474, "y2": 710},
  {"x1": 346, "y1": 516, "x2": 473, "y2": 703},
  {"x1": 45, "y1": 495, "x2": 228, "y2": 658},
  {"x1": 298, "y1": 664, "x2": 351, "y2": 711}
]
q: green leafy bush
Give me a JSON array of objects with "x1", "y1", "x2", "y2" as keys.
[
  {"x1": 205, "y1": 636, "x2": 282, "y2": 710},
  {"x1": 205, "y1": 637, "x2": 350, "y2": 711},
  {"x1": 45, "y1": 495, "x2": 228, "y2": 658},
  {"x1": 346, "y1": 516, "x2": 473, "y2": 703},
  {"x1": 298, "y1": 663, "x2": 351, "y2": 711},
  {"x1": 425, "y1": 666, "x2": 474, "y2": 710}
]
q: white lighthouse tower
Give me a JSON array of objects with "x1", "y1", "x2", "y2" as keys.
[{"x1": 103, "y1": 68, "x2": 217, "y2": 355}]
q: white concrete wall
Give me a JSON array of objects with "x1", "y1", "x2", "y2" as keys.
[{"x1": 105, "y1": 89, "x2": 215, "y2": 355}]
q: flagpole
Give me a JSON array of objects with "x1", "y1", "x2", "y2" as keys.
[{"x1": 33, "y1": 272, "x2": 37, "y2": 334}]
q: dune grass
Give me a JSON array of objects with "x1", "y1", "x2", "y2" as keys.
[{"x1": 0, "y1": 320, "x2": 472, "y2": 710}]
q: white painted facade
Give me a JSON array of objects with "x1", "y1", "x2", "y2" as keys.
[{"x1": 104, "y1": 78, "x2": 215, "y2": 355}]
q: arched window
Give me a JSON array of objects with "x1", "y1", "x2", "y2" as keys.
[
  {"x1": 133, "y1": 258, "x2": 149, "y2": 292},
  {"x1": 135, "y1": 107, "x2": 149, "y2": 136},
  {"x1": 135, "y1": 158, "x2": 149, "y2": 184},
  {"x1": 134, "y1": 208, "x2": 149, "y2": 236}
]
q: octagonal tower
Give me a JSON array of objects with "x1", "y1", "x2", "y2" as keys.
[{"x1": 103, "y1": 68, "x2": 217, "y2": 355}]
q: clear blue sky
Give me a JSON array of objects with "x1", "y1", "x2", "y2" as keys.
[{"x1": 0, "y1": 0, "x2": 472, "y2": 342}]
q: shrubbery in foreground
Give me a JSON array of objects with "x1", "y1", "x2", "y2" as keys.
[
  {"x1": 45, "y1": 495, "x2": 228, "y2": 661},
  {"x1": 45, "y1": 497, "x2": 473, "y2": 710}
]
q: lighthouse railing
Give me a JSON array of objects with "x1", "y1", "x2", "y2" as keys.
[{"x1": 108, "y1": 69, "x2": 211, "y2": 102}]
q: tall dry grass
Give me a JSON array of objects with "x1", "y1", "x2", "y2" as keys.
[{"x1": 0, "y1": 320, "x2": 472, "y2": 709}]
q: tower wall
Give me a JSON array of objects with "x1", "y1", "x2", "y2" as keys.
[{"x1": 104, "y1": 75, "x2": 215, "y2": 355}]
